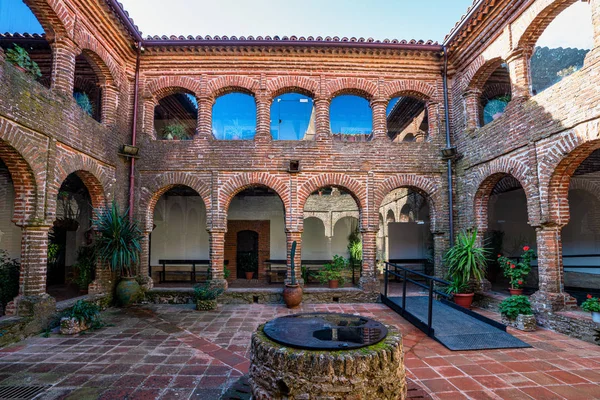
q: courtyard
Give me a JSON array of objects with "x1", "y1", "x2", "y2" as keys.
[{"x1": 0, "y1": 303, "x2": 599, "y2": 400}]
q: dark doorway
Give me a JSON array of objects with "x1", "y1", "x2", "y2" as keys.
[{"x1": 237, "y1": 230, "x2": 258, "y2": 279}]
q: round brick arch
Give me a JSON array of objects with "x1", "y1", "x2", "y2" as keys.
[
  {"x1": 383, "y1": 80, "x2": 437, "y2": 102},
  {"x1": 465, "y1": 56, "x2": 507, "y2": 92},
  {"x1": 325, "y1": 77, "x2": 378, "y2": 100},
  {"x1": 207, "y1": 76, "x2": 260, "y2": 99},
  {"x1": 516, "y1": 0, "x2": 579, "y2": 50},
  {"x1": 298, "y1": 174, "x2": 366, "y2": 221},
  {"x1": 374, "y1": 174, "x2": 441, "y2": 232},
  {"x1": 145, "y1": 76, "x2": 202, "y2": 100},
  {"x1": 219, "y1": 172, "x2": 290, "y2": 222},
  {"x1": 74, "y1": 30, "x2": 122, "y2": 86},
  {"x1": 266, "y1": 76, "x2": 320, "y2": 99},
  {"x1": 24, "y1": 0, "x2": 71, "y2": 37},
  {"x1": 140, "y1": 172, "x2": 212, "y2": 231}
]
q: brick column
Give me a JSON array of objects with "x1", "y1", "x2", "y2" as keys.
[
  {"x1": 530, "y1": 225, "x2": 577, "y2": 312},
  {"x1": 88, "y1": 261, "x2": 114, "y2": 294},
  {"x1": 463, "y1": 89, "x2": 481, "y2": 130},
  {"x1": 506, "y1": 49, "x2": 532, "y2": 101},
  {"x1": 209, "y1": 227, "x2": 228, "y2": 289},
  {"x1": 50, "y1": 36, "x2": 78, "y2": 95},
  {"x1": 197, "y1": 95, "x2": 214, "y2": 140},
  {"x1": 19, "y1": 224, "x2": 52, "y2": 296},
  {"x1": 100, "y1": 83, "x2": 119, "y2": 126},
  {"x1": 255, "y1": 93, "x2": 272, "y2": 141},
  {"x1": 370, "y1": 98, "x2": 388, "y2": 141},
  {"x1": 314, "y1": 97, "x2": 331, "y2": 140},
  {"x1": 432, "y1": 232, "x2": 449, "y2": 279},
  {"x1": 359, "y1": 229, "x2": 379, "y2": 292},
  {"x1": 426, "y1": 101, "x2": 439, "y2": 141},
  {"x1": 136, "y1": 230, "x2": 153, "y2": 290},
  {"x1": 286, "y1": 230, "x2": 303, "y2": 284}
]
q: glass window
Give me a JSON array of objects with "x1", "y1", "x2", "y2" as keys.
[
  {"x1": 154, "y1": 93, "x2": 198, "y2": 140},
  {"x1": 212, "y1": 93, "x2": 256, "y2": 140},
  {"x1": 270, "y1": 93, "x2": 315, "y2": 140},
  {"x1": 330, "y1": 95, "x2": 372, "y2": 140}
]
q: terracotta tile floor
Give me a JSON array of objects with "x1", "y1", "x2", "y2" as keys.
[{"x1": 0, "y1": 303, "x2": 599, "y2": 399}]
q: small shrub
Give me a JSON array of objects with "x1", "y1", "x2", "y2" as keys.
[
  {"x1": 5, "y1": 44, "x2": 42, "y2": 78},
  {"x1": 193, "y1": 282, "x2": 224, "y2": 301},
  {"x1": 162, "y1": 123, "x2": 188, "y2": 140},
  {"x1": 498, "y1": 295, "x2": 533, "y2": 320},
  {"x1": 0, "y1": 250, "x2": 19, "y2": 313},
  {"x1": 498, "y1": 246, "x2": 534, "y2": 289},
  {"x1": 316, "y1": 255, "x2": 348, "y2": 286},
  {"x1": 72, "y1": 246, "x2": 97, "y2": 290},
  {"x1": 67, "y1": 300, "x2": 102, "y2": 329},
  {"x1": 581, "y1": 295, "x2": 600, "y2": 313},
  {"x1": 444, "y1": 278, "x2": 470, "y2": 295},
  {"x1": 73, "y1": 92, "x2": 94, "y2": 116}
]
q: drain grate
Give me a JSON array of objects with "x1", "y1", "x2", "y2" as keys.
[{"x1": 0, "y1": 385, "x2": 50, "y2": 400}]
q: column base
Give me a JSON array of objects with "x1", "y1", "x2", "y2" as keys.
[
  {"x1": 209, "y1": 279, "x2": 228, "y2": 290},
  {"x1": 137, "y1": 275, "x2": 154, "y2": 291},
  {"x1": 359, "y1": 276, "x2": 380, "y2": 293},
  {"x1": 473, "y1": 279, "x2": 491, "y2": 293},
  {"x1": 530, "y1": 290, "x2": 577, "y2": 312},
  {"x1": 10, "y1": 294, "x2": 56, "y2": 318}
]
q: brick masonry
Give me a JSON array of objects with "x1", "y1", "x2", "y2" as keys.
[{"x1": 0, "y1": 0, "x2": 597, "y2": 331}]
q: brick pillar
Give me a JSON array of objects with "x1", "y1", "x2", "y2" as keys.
[
  {"x1": 530, "y1": 225, "x2": 577, "y2": 312},
  {"x1": 359, "y1": 229, "x2": 379, "y2": 292},
  {"x1": 19, "y1": 224, "x2": 52, "y2": 296},
  {"x1": 50, "y1": 37, "x2": 78, "y2": 95},
  {"x1": 88, "y1": 261, "x2": 114, "y2": 295},
  {"x1": 314, "y1": 97, "x2": 331, "y2": 140},
  {"x1": 432, "y1": 232, "x2": 449, "y2": 279},
  {"x1": 209, "y1": 228, "x2": 228, "y2": 289},
  {"x1": 100, "y1": 83, "x2": 119, "y2": 126},
  {"x1": 370, "y1": 98, "x2": 388, "y2": 141},
  {"x1": 506, "y1": 49, "x2": 532, "y2": 101},
  {"x1": 286, "y1": 230, "x2": 303, "y2": 284},
  {"x1": 197, "y1": 96, "x2": 214, "y2": 140},
  {"x1": 255, "y1": 93, "x2": 272, "y2": 141},
  {"x1": 136, "y1": 230, "x2": 153, "y2": 290},
  {"x1": 463, "y1": 89, "x2": 481, "y2": 130}
]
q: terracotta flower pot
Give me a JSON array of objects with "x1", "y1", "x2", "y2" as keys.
[
  {"x1": 245, "y1": 272, "x2": 254, "y2": 280},
  {"x1": 283, "y1": 284, "x2": 303, "y2": 308},
  {"x1": 509, "y1": 288, "x2": 523, "y2": 296},
  {"x1": 453, "y1": 293, "x2": 474, "y2": 308},
  {"x1": 328, "y1": 280, "x2": 339, "y2": 289}
]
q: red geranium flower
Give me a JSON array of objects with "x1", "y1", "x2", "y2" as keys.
[
  {"x1": 518, "y1": 280, "x2": 523, "y2": 285},
  {"x1": 497, "y1": 254, "x2": 501, "y2": 258},
  {"x1": 506, "y1": 261, "x2": 511, "y2": 265},
  {"x1": 510, "y1": 264, "x2": 516, "y2": 269},
  {"x1": 588, "y1": 294, "x2": 593, "y2": 299},
  {"x1": 523, "y1": 246, "x2": 530, "y2": 251}
]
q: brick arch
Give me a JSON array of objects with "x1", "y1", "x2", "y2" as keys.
[
  {"x1": 219, "y1": 172, "x2": 290, "y2": 221},
  {"x1": 24, "y1": 0, "x2": 72, "y2": 37},
  {"x1": 542, "y1": 131, "x2": 600, "y2": 226},
  {"x1": 374, "y1": 174, "x2": 440, "y2": 231},
  {"x1": 569, "y1": 178, "x2": 600, "y2": 204},
  {"x1": 145, "y1": 76, "x2": 202, "y2": 100},
  {"x1": 48, "y1": 154, "x2": 112, "y2": 221},
  {"x1": 298, "y1": 174, "x2": 366, "y2": 217},
  {"x1": 516, "y1": 0, "x2": 579, "y2": 50},
  {"x1": 332, "y1": 214, "x2": 360, "y2": 234},
  {"x1": 465, "y1": 57, "x2": 507, "y2": 92},
  {"x1": 383, "y1": 80, "x2": 437, "y2": 101},
  {"x1": 326, "y1": 78, "x2": 378, "y2": 100},
  {"x1": 266, "y1": 76, "x2": 320, "y2": 99},
  {"x1": 140, "y1": 173, "x2": 212, "y2": 232},
  {"x1": 73, "y1": 30, "x2": 122, "y2": 86},
  {"x1": 207, "y1": 76, "x2": 260, "y2": 99}
]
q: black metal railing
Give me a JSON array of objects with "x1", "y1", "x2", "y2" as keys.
[{"x1": 382, "y1": 262, "x2": 452, "y2": 337}]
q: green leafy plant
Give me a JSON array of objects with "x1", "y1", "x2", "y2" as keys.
[
  {"x1": 73, "y1": 92, "x2": 94, "y2": 117},
  {"x1": 67, "y1": 300, "x2": 102, "y2": 329},
  {"x1": 93, "y1": 201, "x2": 143, "y2": 277},
  {"x1": 498, "y1": 295, "x2": 533, "y2": 320},
  {"x1": 444, "y1": 229, "x2": 488, "y2": 290},
  {"x1": 223, "y1": 265, "x2": 230, "y2": 279},
  {"x1": 193, "y1": 282, "x2": 224, "y2": 301},
  {"x1": 72, "y1": 246, "x2": 97, "y2": 290},
  {"x1": 444, "y1": 277, "x2": 470, "y2": 295},
  {"x1": 301, "y1": 265, "x2": 311, "y2": 283},
  {"x1": 162, "y1": 123, "x2": 188, "y2": 140},
  {"x1": 498, "y1": 246, "x2": 535, "y2": 290},
  {"x1": 238, "y1": 252, "x2": 258, "y2": 273},
  {"x1": 5, "y1": 44, "x2": 42, "y2": 78},
  {"x1": 0, "y1": 250, "x2": 20, "y2": 314},
  {"x1": 316, "y1": 255, "x2": 348, "y2": 286},
  {"x1": 581, "y1": 295, "x2": 600, "y2": 313}
]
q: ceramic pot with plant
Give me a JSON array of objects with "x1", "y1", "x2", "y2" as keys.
[
  {"x1": 445, "y1": 278, "x2": 473, "y2": 308},
  {"x1": 581, "y1": 294, "x2": 600, "y2": 323},
  {"x1": 93, "y1": 201, "x2": 144, "y2": 306},
  {"x1": 193, "y1": 282, "x2": 224, "y2": 311},
  {"x1": 317, "y1": 255, "x2": 348, "y2": 289},
  {"x1": 498, "y1": 246, "x2": 534, "y2": 295},
  {"x1": 444, "y1": 229, "x2": 488, "y2": 309},
  {"x1": 162, "y1": 123, "x2": 188, "y2": 140},
  {"x1": 283, "y1": 241, "x2": 303, "y2": 308},
  {"x1": 498, "y1": 295, "x2": 536, "y2": 331},
  {"x1": 238, "y1": 252, "x2": 258, "y2": 280},
  {"x1": 5, "y1": 44, "x2": 42, "y2": 79}
]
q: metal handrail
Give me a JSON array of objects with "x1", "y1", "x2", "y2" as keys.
[{"x1": 387, "y1": 262, "x2": 451, "y2": 285}]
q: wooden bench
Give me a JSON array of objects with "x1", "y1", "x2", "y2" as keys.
[
  {"x1": 265, "y1": 259, "x2": 287, "y2": 284},
  {"x1": 158, "y1": 259, "x2": 211, "y2": 283}
]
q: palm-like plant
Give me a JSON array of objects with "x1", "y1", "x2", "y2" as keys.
[
  {"x1": 444, "y1": 229, "x2": 488, "y2": 285},
  {"x1": 93, "y1": 202, "x2": 143, "y2": 277}
]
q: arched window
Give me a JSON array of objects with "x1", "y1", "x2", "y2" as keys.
[
  {"x1": 73, "y1": 53, "x2": 102, "y2": 121},
  {"x1": 212, "y1": 93, "x2": 256, "y2": 140},
  {"x1": 480, "y1": 64, "x2": 511, "y2": 126},
  {"x1": 330, "y1": 95, "x2": 372, "y2": 142},
  {"x1": 387, "y1": 96, "x2": 428, "y2": 142},
  {"x1": 270, "y1": 93, "x2": 315, "y2": 140},
  {"x1": 154, "y1": 93, "x2": 198, "y2": 140},
  {"x1": 530, "y1": 1, "x2": 593, "y2": 94}
]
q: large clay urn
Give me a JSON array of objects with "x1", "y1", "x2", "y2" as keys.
[{"x1": 283, "y1": 284, "x2": 303, "y2": 308}]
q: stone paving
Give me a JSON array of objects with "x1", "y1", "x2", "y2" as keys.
[{"x1": 0, "y1": 303, "x2": 599, "y2": 399}]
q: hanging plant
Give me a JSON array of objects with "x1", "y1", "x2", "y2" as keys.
[{"x1": 5, "y1": 44, "x2": 42, "y2": 79}]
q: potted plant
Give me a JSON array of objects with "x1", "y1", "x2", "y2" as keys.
[
  {"x1": 93, "y1": 201, "x2": 144, "y2": 306},
  {"x1": 581, "y1": 294, "x2": 600, "y2": 323},
  {"x1": 60, "y1": 300, "x2": 103, "y2": 335},
  {"x1": 238, "y1": 252, "x2": 258, "y2": 280},
  {"x1": 316, "y1": 255, "x2": 348, "y2": 289},
  {"x1": 498, "y1": 246, "x2": 534, "y2": 295},
  {"x1": 73, "y1": 91, "x2": 94, "y2": 117},
  {"x1": 72, "y1": 246, "x2": 97, "y2": 293},
  {"x1": 444, "y1": 277, "x2": 473, "y2": 308},
  {"x1": 193, "y1": 282, "x2": 224, "y2": 311},
  {"x1": 498, "y1": 295, "x2": 536, "y2": 331},
  {"x1": 444, "y1": 229, "x2": 488, "y2": 309},
  {"x1": 162, "y1": 123, "x2": 188, "y2": 140},
  {"x1": 283, "y1": 241, "x2": 302, "y2": 308},
  {"x1": 5, "y1": 44, "x2": 42, "y2": 79}
]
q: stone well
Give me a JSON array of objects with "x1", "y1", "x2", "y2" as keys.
[{"x1": 249, "y1": 313, "x2": 407, "y2": 399}]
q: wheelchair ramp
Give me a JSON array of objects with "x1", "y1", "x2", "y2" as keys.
[{"x1": 383, "y1": 295, "x2": 531, "y2": 351}]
